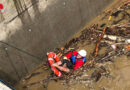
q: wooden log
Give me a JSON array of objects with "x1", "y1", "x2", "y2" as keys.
[
  {"x1": 23, "y1": 72, "x2": 42, "y2": 81},
  {"x1": 118, "y1": 0, "x2": 130, "y2": 9},
  {"x1": 112, "y1": 23, "x2": 130, "y2": 27},
  {"x1": 106, "y1": 23, "x2": 130, "y2": 36},
  {"x1": 103, "y1": 35, "x2": 130, "y2": 43},
  {"x1": 23, "y1": 76, "x2": 61, "y2": 88},
  {"x1": 96, "y1": 47, "x2": 124, "y2": 63},
  {"x1": 94, "y1": 27, "x2": 107, "y2": 57},
  {"x1": 101, "y1": 40, "x2": 129, "y2": 45}
]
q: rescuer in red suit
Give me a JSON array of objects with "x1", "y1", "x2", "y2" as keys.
[{"x1": 52, "y1": 50, "x2": 87, "y2": 73}]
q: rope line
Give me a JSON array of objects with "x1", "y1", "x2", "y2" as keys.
[
  {"x1": 0, "y1": 41, "x2": 43, "y2": 61},
  {"x1": 5, "y1": 49, "x2": 21, "y2": 80}
]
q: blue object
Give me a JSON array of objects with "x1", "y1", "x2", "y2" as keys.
[
  {"x1": 71, "y1": 56, "x2": 76, "y2": 64},
  {"x1": 71, "y1": 56, "x2": 86, "y2": 64},
  {"x1": 83, "y1": 57, "x2": 86, "y2": 62}
]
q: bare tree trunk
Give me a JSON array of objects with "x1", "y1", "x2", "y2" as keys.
[{"x1": 103, "y1": 35, "x2": 130, "y2": 44}]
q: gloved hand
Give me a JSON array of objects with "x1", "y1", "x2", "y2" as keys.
[
  {"x1": 63, "y1": 56, "x2": 67, "y2": 60},
  {"x1": 63, "y1": 56, "x2": 70, "y2": 61}
]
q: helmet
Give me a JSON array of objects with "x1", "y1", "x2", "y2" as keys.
[{"x1": 78, "y1": 50, "x2": 87, "y2": 57}]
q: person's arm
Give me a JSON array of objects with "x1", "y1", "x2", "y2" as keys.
[{"x1": 73, "y1": 61, "x2": 84, "y2": 70}]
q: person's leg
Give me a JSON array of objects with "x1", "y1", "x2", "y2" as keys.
[
  {"x1": 52, "y1": 59, "x2": 67, "y2": 66},
  {"x1": 53, "y1": 65, "x2": 70, "y2": 73},
  {"x1": 52, "y1": 60, "x2": 70, "y2": 73},
  {"x1": 52, "y1": 61, "x2": 62, "y2": 66}
]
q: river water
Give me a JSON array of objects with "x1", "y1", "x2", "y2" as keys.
[
  {"x1": 47, "y1": 55, "x2": 130, "y2": 90},
  {"x1": 15, "y1": 41, "x2": 130, "y2": 90}
]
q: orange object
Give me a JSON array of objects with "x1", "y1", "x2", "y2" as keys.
[
  {"x1": 48, "y1": 52, "x2": 62, "y2": 77},
  {"x1": 125, "y1": 45, "x2": 130, "y2": 49}
]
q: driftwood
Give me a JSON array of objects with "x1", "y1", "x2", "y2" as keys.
[
  {"x1": 118, "y1": 0, "x2": 130, "y2": 9},
  {"x1": 23, "y1": 79, "x2": 48, "y2": 88},
  {"x1": 22, "y1": 61, "x2": 50, "y2": 82},
  {"x1": 96, "y1": 51, "x2": 115, "y2": 63},
  {"x1": 94, "y1": 27, "x2": 107, "y2": 57},
  {"x1": 101, "y1": 0, "x2": 130, "y2": 21},
  {"x1": 111, "y1": 0, "x2": 130, "y2": 16},
  {"x1": 112, "y1": 23, "x2": 130, "y2": 27},
  {"x1": 96, "y1": 48, "x2": 124, "y2": 63},
  {"x1": 23, "y1": 72, "x2": 42, "y2": 81},
  {"x1": 101, "y1": 40, "x2": 129, "y2": 46},
  {"x1": 106, "y1": 27, "x2": 130, "y2": 37},
  {"x1": 103, "y1": 35, "x2": 130, "y2": 43},
  {"x1": 23, "y1": 76, "x2": 62, "y2": 88}
]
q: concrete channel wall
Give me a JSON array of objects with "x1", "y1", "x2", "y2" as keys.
[{"x1": 0, "y1": 0, "x2": 113, "y2": 85}]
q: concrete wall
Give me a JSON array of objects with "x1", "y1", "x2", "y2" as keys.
[{"x1": 0, "y1": 0, "x2": 113, "y2": 85}]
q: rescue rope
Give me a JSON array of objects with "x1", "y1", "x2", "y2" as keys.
[
  {"x1": 0, "y1": 41, "x2": 43, "y2": 61},
  {"x1": 4, "y1": 49, "x2": 21, "y2": 80}
]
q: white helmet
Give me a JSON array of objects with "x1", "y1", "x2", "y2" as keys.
[{"x1": 78, "y1": 50, "x2": 87, "y2": 57}]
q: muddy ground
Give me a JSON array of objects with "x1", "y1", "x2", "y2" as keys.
[{"x1": 15, "y1": 0, "x2": 130, "y2": 90}]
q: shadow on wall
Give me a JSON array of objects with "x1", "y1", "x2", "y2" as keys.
[
  {"x1": 0, "y1": 0, "x2": 113, "y2": 85},
  {"x1": 0, "y1": 70, "x2": 16, "y2": 86},
  {"x1": 30, "y1": 0, "x2": 40, "y2": 19},
  {"x1": 13, "y1": 0, "x2": 24, "y2": 14}
]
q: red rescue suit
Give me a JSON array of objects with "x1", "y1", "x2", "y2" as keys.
[{"x1": 65, "y1": 51, "x2": 86, "y2": 70}]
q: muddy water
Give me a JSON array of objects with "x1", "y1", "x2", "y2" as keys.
[
  {"x1": 47, "y1": 43, "x2": 130, "y2": 90},
  {"x1": 88, "y1": 55, "x2": 130, "y2": 90},
  {"x1": 15, "y1": 42, "x2": 130, "y2": 90},
  {"x1": 107, "y1": 55, "x2": 130, "y2": 90},
  {"x1": 47, "y1": 56, "x2": 130, "y2": 90}
]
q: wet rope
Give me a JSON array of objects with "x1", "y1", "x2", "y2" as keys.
[
  {"x1": 0, "y1": 41, "x2": 43, "y2": 61},
  {"x1": 0, "y1": 41, "x2": 44, "y2": 80},
  {"x1": 4, "y1": 49, "x2": 21, "y2": 80},
  {"x1": 18, "y1": 54, "x2": 29, "y2": 74}
]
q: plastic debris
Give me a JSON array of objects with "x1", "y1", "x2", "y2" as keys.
[{"x1": 111, "y1": 44, "x2": 116, "y2": 50}]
